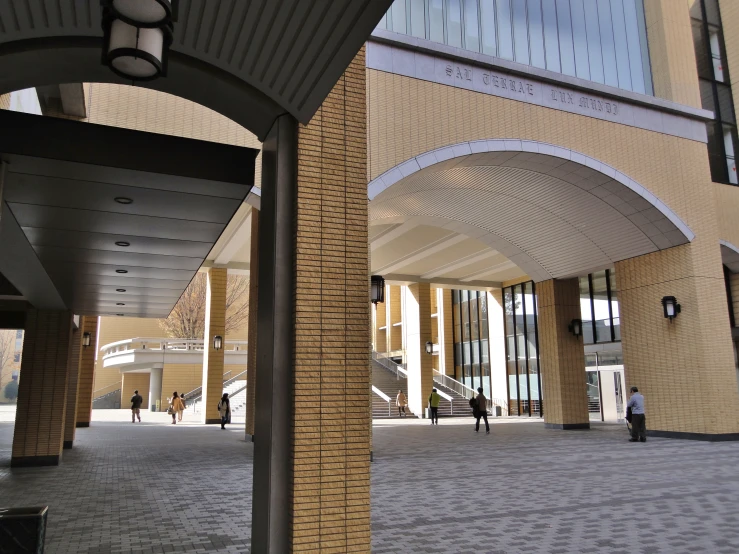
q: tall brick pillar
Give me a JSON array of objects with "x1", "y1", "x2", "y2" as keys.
[
  {"x1": 245, "y1": 209, "x2": 259, "y2": 439},
  {"x1": 12, "y1": 310, "x2": 73, "y2": 467},
  {"x1": 75, "y1": 316, "x2": 98, "y2": 428},
  {"x1": 251, "y1": 48, "x2": 370, "y2": 553},
  {"x1": 404, "y1": 283, "x2": 434, "y2": 417},
  {"x1": 63, "y1": 324, "x2": 82, "y2": 449},
  {"x1": 537, "y1": 279, "x2": 589, "y2": 430},
  {"x1": 202, "y1": 267, "x2": 227, "y2": 424}
]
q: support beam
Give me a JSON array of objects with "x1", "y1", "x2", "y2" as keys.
[
  {"x1": 75, "y1": 316, "x2": 98, "y2": 428},
  {"x1": 201, "y1": 267, "x2": 227, "y2": 424},
  {"x1": 537, "y1": 279, "x2": 589, "y2": 430},
  {"x1": 245, "y1": 208, "x2": 259, "y2": 439},
  {"x1": 404, "y1": 283, "x2": 433, "y2": 417},
  {"x1": 12, "y1": 310, "x2": 73, "y2": 467}
]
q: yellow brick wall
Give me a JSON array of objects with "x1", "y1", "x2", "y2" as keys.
[
  {"x1": 64, "y1": 326, "x2": 82, "y2": 446},
  {"x1": 76, "y1": 316, "x2": 99, "y2": 427},
  {"x1": 122, "y1": 373, "x2": 150, "y2": 409},
  {"x1": 12, "y1": 310, "x2": 73, "y2": 464},
  {"x1": 0, "y1": 93, "x2": 9, "y2": 110},
  {"x1": 292, "y1": 48, "x2": 370, "y2": 553},
  {"x1": 202, "y1": 268, "x2": 227, "y2": 423},
  {"x1": 536, "y1": 279, "x2": 589, "y2": 427},
  {"x1": 161, "y1": 363, "x2": 231, "y2": 409},
  {"x1": 388, "y1": 285, "x2": 402, "y2": 352}
]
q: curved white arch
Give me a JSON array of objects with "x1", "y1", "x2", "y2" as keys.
[{"x1": 369, "y1": 140, "x2": 694, "y2": 282}]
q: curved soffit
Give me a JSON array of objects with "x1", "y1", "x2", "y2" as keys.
[
  {"x1": 0, "y1": 0, "x2": 391, "y2": 137},
  {"x1": 369, "y1": 140, "x2": 694, "y2": 282}
]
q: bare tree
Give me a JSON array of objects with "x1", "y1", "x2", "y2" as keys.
[
  {"x1": 0, "y1": 330, "x2": 18, "y2": 397},
  {"x1": 158, "y1": 273, "x2": 250, "y2": 339}
]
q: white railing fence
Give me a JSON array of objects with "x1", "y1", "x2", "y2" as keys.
[
  {"x1": 372, "y1": 351, "x2": 408, "y2": 379},
  {"x1": 101, "y1": 337, "x2": 248, "y2": 358},
  {"x1": 372, "y1": 385, "x2": 393, "y2": 417}
]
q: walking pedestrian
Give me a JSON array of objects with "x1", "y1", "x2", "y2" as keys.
[
  {"x1": 627, "y1": 386, "x2": 646, "y2": 442},
  {"x1": 475, "y1": 387, "x2": 490, "y2": 435},
  {"x1": 396, "y1": 389, "x2": 407, "y2": 417},
  {"x1": 130, "y1": 389, "x2": 143, "y2": 423},
  {"x1": 178, "y1": 393, "x2": 186, "y2": 422},
  {"x1": 218, "y1": 393, "x2": 231, "y2": 430},
  {"x1": 169, "y1": 392, "x2": 184, "y2": 425},
  {"x1": 428, "y1": 388, "x2": 440, "y2": 425}
]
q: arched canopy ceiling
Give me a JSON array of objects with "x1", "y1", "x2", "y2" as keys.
[
  {"x1": 0, "y1": 0, "x2": 391, "y2": 139},
  {"x1": 369, "y1": 140, "x2": 694, "y2": 283}
]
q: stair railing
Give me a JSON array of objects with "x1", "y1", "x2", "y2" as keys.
[
  {"x1": 372, "y1": 385, "x2": 392, "y2": 417},
  {"x1": 432, "y1": 370, "x2": 475, "y2": 399},
  {"x1": 432, "y1": 388, "x2": 455, "y2": 415},
  {"x1": 372, "y1": 351, "x2": 408, "y2": 379}
]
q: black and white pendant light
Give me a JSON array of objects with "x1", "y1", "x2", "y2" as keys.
[{"x1": 101, "y1": 0, "x2": 178, "y2": 82}]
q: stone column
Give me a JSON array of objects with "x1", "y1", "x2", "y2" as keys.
[
  {"x1": 63, "y1": 324, "x2": 82, "y2": 449},
  {"x1": 148, "y1": 367, "x2": 163, "y2": 411},
  {"x1": 537, "y1": 279, "x2": 589, "y2": 430},
  {"x1": 75, "y1": 316, "x2": 98, "y2": 428},
  {"x1": 487, "y1": 290, "x2": 508, "y2": 411},
  {"x1": 201, "y1": 267, "x2": 227, "y2": 424},
  {"x1": 12, "y1": 310, "x2": 73, "y2": 467},
  {"x1": 245, "y1": 208, "x2": 259, "y2": 439},
  {"x1": 404, "y1": 283, "x2": 433, "y2": 418},
  {"x1": 617, "y1": 248, "x2": 739, "y2": 439}
]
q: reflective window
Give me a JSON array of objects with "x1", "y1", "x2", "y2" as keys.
[
  {"x1": 452, "y1": 290, "x2": 492, "y2": 397},
  {"x1": 579, "y1": 268, "x2": 621, "y2": 344},
  {"x1": 381, "y1": 0, "x2": 654, "y2": 93}
]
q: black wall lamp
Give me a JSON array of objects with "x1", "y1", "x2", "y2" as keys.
[
  {"x1": 662, "y1": 296, "x2": 681, "y2": 322},
  {"x1": 101, "y1": 0, "x2": 178, "y2": 81},
  {"x1": 371, "y1": 275, "x2": 385, "y2": 304},
  {"x1": 425, "y1": 341, "x2": 434, "y2": 355},
  {"x1": 213, "y1": 335, "x2": 223, "y2": 350},
  {"x1": 568, "y1": 318, "x2": 583, "y2": 337},
  {"x1": 82, "y1": 332, "x2": 92, "y2": 348}
]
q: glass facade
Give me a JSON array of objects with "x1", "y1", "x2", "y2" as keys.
[
  {"x1": 503, "y1": 281, "x2": 541, "y2": 416},
  {"x1": 691, "y1": 0, "x2": 738, "y2": 185},
  {"x1": 451, "y1": 290, "x2": 491, "y2": 396},
  {"x1": 377, "y1": 0, "x2": 654, "y2": 95},
  {"x1": 579, "y1": 269, "x2": 620, "y2": 344}
]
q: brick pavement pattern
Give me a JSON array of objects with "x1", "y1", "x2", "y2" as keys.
[{"x1": 2, "y1": 418, "x2": 739, "y2": 553}]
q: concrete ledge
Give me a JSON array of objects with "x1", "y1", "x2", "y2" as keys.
[
  {"x1": 245, "y1": 434, "x2": 255, "y2": 442},
  {"x1": 545, "y1": 422, "x2": 590, "y2": 430},
  {"x1": 75, "y1": 422, "x2": 90, "y2": 428},
  {"x1": 11, "y1": 455, "x2": 60, "y2": 468},
  {"x1": 204, "y1": 418, "x2": 222, "y2": 424},
  {"x1": 648, "y1": 430, "x2": 739, "y2": 442},
  {"x1": 63, "y1": 440, "x2": 73, "y2": 449}
]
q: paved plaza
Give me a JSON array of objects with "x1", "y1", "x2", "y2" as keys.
[{"x1": 1, "y1": 411, "x2": 739, "y2": 553}]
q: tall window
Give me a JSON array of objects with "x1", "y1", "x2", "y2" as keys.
[
  {"x1": 691, "y1": 0, "x2": 738, "y2": 185},
  {"x1": 377, "y1": 0, "x2": 654, "y2": 95},
  {"x1": 579, "y1": 269, "x2": 620, "y2": 345},
  {"x1": 502, "y1": 281, "x2": 541, "y2": 417},
  {"x1": 451, "y1": 290, "x2": 491, "y2": 396}
]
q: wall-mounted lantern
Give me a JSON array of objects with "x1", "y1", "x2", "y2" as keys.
[
  {"x1": 568, "y1": 318, "x2": 582, "y2": 337},
  {"x1": 371, "y1": 275, "x2": 385, "y2": 304},
  {"x1": 213, "y1": 335, "x2": 223, "y2": 350},
  {"x1": 82, "y1": 332, "x2": 92, "y2": 348},
  {"x1": 661, "y1": 296, "x2": 681, "y2": 322},
  {"x1": 425, "y1": 341, "x2": 434, "y2": 355}
]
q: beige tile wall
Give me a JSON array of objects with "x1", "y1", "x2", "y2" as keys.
[{"x1": 76, "y1": 316, "x2": 99, "y2": 427}]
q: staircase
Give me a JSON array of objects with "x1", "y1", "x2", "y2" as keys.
[
  {"x1": 186, "y1": 370, "x2": 247, "y2": 416},
  {"x1": 371, "y1": 359, "x2": 414, "y2": 418}
]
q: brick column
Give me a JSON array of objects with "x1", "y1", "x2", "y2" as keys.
[
  {"x1": 63, "y1": 325, "x2": 82, "y2": 449},
  {"x1": 404, "y1": 283, "x2": 434, "y2": 418},
  {"x1": 537, "y1": 279, "x2": 589, "y2": 430},
  {"x1": 291, "y1": 49, "x2": 370, "y2": 553},
  {"x1": 12, "y1": 310, "x2": 73, "y2": 467},
  {"x1": 75, "y1": 316, "x2": 98, "y2": 428},
  {"x1": 245, "y1": 209, "x2": 259, "y2": 439},
  {"x1": 202, "y1": 267, "x2": 227, "y2": 424},
  {"x1": 617, "y1": 248, "x2": 739, "y2": 439}
]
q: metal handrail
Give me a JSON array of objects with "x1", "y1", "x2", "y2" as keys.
[
  {"x1": 186, "y1": 371, "x2": 248, "y2": 408},
  {"x1": 372, "y1": 351, "x2": 408, "y2": 379},
  {"x1": 372, "y1": 385, "x2": 392, "y2": 417},
  {"x1": 433, "y1": 369, "x2": 476, "y2": 399},
  {"x1": 223, "y1": 370, "x2": 247, "y2": 387},
  {"x1": 93, "y1": 382, "x2": 123, "y2": 399},
  {"x1": 100, "y1": 337, "x2": 248, "y2": 356}
]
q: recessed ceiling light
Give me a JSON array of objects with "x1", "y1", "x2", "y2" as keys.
[
  {"x1": 114, "y1": 197, "x2": 133, "y2": 205},
  {"x1": 116, "y1": 288, "x2": 127, "y2": 292},
  {"x1": 116, "y1": 303, "x2": 125, "y2": 306},
  {"x1": 115, "y1": 241, "x2": 130, "y2": 247},
  {"x1": 116, "y1": 269, "x2": 128, "y2": 274}
]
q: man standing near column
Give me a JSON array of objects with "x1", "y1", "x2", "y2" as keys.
[
  {"x1": 131, "y1": 390, "x2": 143, "y2": 423},
  {"x1": 627, "y1": 386, "x2": 646, "y2": 443}
]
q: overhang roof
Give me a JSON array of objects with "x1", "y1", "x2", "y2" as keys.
[
  {"x1": 0, "y1": 0, "x2": 392, "y2": 139},
  {"x1": 0, "y1": 109, "x2": 257, "y2": 317}
]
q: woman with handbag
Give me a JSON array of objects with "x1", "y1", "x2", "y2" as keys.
[
  {"x1": 169, "y1": 392, "x2": 185, "y2": 425},
  {"x1": 217, "y1": 393, "x2": 231, "y2": 430}
]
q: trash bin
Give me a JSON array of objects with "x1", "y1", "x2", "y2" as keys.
[
  {"x1": 495, "y1": 406, "x2": 502, "y2": 417},
  {"x1": 0, "y1": 506, "x2": 48, "y2": 554}
]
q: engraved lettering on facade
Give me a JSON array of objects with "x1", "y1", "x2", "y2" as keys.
[{"x1": 482, "y1": 72, "x2": 533, "y2": 95}]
